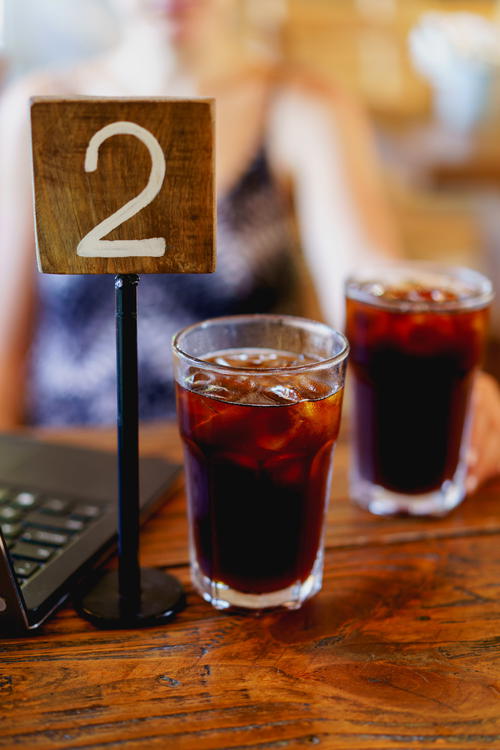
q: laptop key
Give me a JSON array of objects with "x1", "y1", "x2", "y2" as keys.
[
  {"x1": 13, "y1": 560, "x2": 40, "y2": 579},
  {"x1": 40, "y1": 498, "x2": 72, "y2": 514},
  {"x1": 11, "y1": 542, "x2": 54, "y2": 562},
  {"x1": 24, "y1": 512, "x2": 84, "y2": 532},
  {"x1": 0, "y1": 507, "x2": 22, "y2": 522},
  {"x1": 1, "y1": 522, "x2": 22, "y2": 539},
  {"x1": 21, "y1": 529, "x2": 69, "y2": 547},
  {"x1": 72, "y1": 504, "x2": 101, "y2": 520},
  {"x1": 13, "y1": 492, "x2": 38, "y2": 509},
  {"x1": 0, "y1": 488, "x2": 11, "y2": 504}
]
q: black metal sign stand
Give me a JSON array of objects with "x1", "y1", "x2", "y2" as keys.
[{"x1": 74, "y1": 274, "x2": 185, "y2": 628}]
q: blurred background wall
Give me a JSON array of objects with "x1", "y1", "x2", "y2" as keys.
[
  {"x1": 0, "y1": 0, "x2": 118, "y2": 78},
  {"x1": 2, "y1": 0, "x2": 500, "y2": 358},
  {"x1": 3, "y1": 1, "x2": 499, "y2": 113}
]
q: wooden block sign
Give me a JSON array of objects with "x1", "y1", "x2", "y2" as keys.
[{"x1": 30, "y1": 97, "x2": 215, "y2": 274}]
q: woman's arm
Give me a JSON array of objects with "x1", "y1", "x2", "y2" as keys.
[
  {"x1": 467, "y1": 371, "x2": 500, "y2": 493},
  {"x1": 0, "y1": 81, "x2": 39, "y2": 427},
  {"x1": 267, "y1": 77, "x2": 399, "y2": 327}
]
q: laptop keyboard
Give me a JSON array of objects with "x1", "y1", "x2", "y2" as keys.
[{"x1": 0, "y1": 488, "x2": 104, "y2": 586}]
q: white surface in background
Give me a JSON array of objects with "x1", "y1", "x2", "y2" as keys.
[
  {"x1": 410, "y1": 12, "x2": 500, "y2": 71},
  {"x1": 409, "y1": 12, "x2": 500, "y2": 132},
  {"x1": 4, "y1": 0, "x2": 118, "y2": 79},
  {"x1": 0, "y1": 0, "x2": 4, "y2": 49}
]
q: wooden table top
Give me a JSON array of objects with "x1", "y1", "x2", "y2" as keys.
[{"x1": 1, "y1": 420, "x2": 500, "y2": 750}]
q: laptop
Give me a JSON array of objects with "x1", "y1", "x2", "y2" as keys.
[{"x1": 0, "y1": 433, "x2": 181, "y2": 634}]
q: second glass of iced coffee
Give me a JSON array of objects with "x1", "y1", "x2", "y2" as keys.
[{"x1": 346, "y1": 262, "x2": 492, "y2": 517}]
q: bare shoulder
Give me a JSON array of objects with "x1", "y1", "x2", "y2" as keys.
[
  {"x1": 1, "y1": 68, "x2": 76, "y2": 105},
  {"x1": 270, "y1": 70, "x2": 363, "y2": 122},
  {"x1": 0, "y1": 68, "x2": 80, "y2": 136},
  {"x1": 266, "y1": 71, "x2": 352, "y2": 170},
  {"x1": 0, "y1": 54, "x2": 108, "y2": 116},
  {"x1": 267, "y1": 70, "x2": 375, "y2": 172}
]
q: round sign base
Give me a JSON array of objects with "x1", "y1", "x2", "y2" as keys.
[{"x1": 74, "y1": 568, "x2": 185, "y2": 628}]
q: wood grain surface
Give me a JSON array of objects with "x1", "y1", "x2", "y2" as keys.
[
  {"x1": 1, "y1": 421, "x2": 500, "y2": 750},
  {"x1": 30, "y1": 98, "x2": 215, "y2": 275}
]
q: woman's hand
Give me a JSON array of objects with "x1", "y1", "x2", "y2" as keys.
[{"x1": 466, "y1": 371, "x2": 500, "y2": 493}]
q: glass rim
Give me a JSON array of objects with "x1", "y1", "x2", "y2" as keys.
[
  {"x1": 345, "y1": 261, "x2": 494, "y2": 313},
  {"x1": 171, "y1": 313, "x2": 350, "y2": 376}
]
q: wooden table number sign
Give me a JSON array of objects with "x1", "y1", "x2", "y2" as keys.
[{"x1": 30, "y1": 97, "x2": 215, "y2": 628}]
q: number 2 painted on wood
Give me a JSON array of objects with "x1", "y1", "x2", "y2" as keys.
[{"x1": 77, "y1": 121, "x2": 167, "y2": 258}]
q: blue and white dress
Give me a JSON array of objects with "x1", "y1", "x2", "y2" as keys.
[{"x1": 28, "y1": 149, "x2": 295, "y2": 425}]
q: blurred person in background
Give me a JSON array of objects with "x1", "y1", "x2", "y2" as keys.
[{"x1": 0, "y1": 0, "x2": 498, "y2": 491}]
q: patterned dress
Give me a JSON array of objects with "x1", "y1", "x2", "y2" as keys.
[{"x1": 27, "y1": 149, "x2": 295, "y2": 425}]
